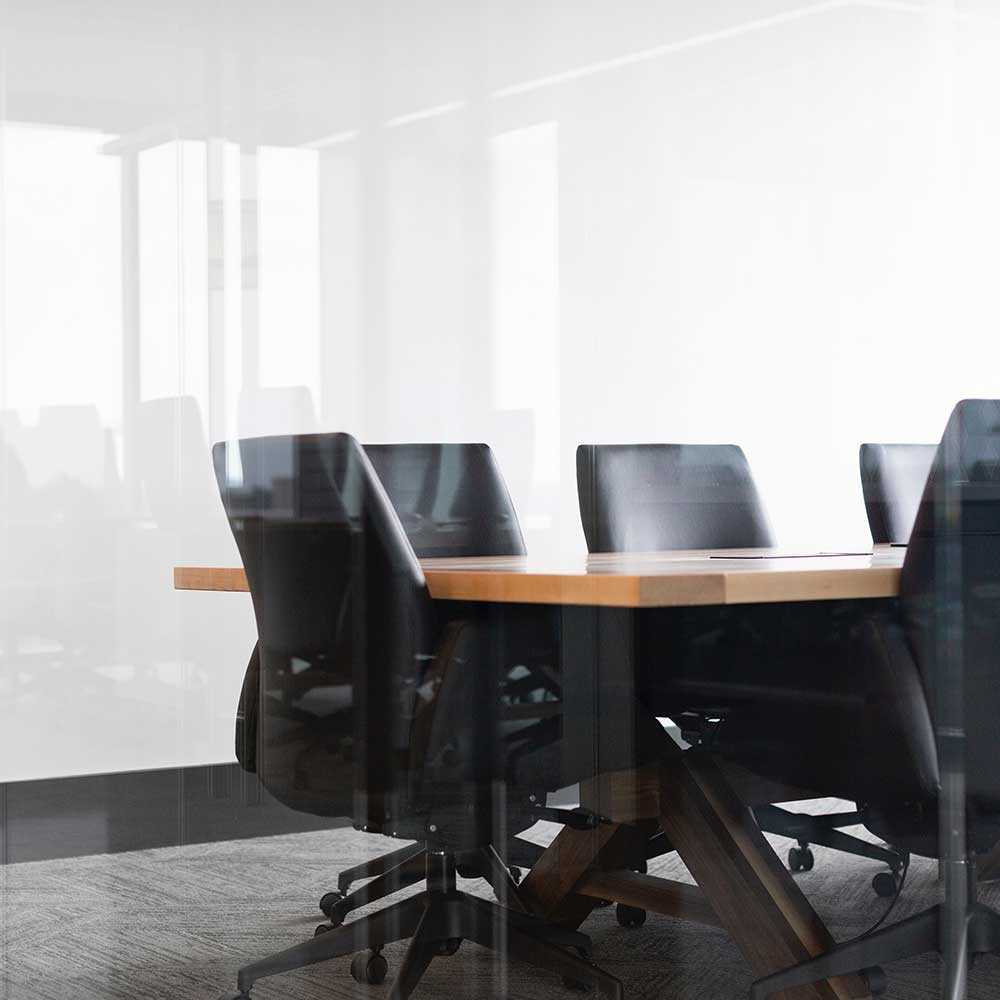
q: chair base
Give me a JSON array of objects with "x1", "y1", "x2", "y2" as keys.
[
  {"x1": 754, "y1": 804, "x2": 907, "y2": 887},
  {"x1": 225, "y1": 850, "x2": 622, "y2": 1000},
  {"x1": 336, "y1": 841, "x2": 425, "y2": 893},
  {"x1": 321, "y1": 844, "x2": 428, "y2": 924},
  {"x1": 319, "y1": 843, "x2": 538, "y2": 927},
  {"x1": 749, "y1": 900, "x2": 1000, "y2": 999},
  {"x1": 333, "y1": 837, "x2": 546, "y2": 893}
]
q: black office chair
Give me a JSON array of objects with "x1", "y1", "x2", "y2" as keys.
[
  {"x1": 577, "y1": 444, "x2": 906, "y2": 898},
  {"x1": 316, "y1": 442, "x2": 552, "y2": 929},
  {"x1": 577, "y1": 443, "x2": 774, "y2": 554},
  {"x1": 859, "y1": 443, "x2": 936, "y2": 545},
  {"x1": 215, "y1": 433, "x2": 621, "y2": 1000},
  {"x1": 751, "y1": 399, "x2": 1000, "y2": 998},
  {"x1": 366, "y1": 442, "x2": 527, "y2": 559}
]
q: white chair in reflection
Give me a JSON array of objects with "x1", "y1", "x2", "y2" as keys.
[{"x1": 237, "y1": 385, "x2": 318, "y2": 440}]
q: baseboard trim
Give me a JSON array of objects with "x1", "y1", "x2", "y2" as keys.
[{"x1": 0, "y1": 763, "x2": 343, "y2": 865}]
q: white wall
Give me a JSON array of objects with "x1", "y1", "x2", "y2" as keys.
[{"x1": 2, "y1": 0, "x2": 1000, "y2": 781}]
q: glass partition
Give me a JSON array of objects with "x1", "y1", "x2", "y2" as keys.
[{"x1": 2, "y1": 3, "x2": 998, "y2": 999}]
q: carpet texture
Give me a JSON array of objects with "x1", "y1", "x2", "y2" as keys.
[{"x1": 1, "y1": 801, "x2": 998, "y2": 1000}]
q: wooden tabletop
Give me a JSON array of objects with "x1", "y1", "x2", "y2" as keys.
[{"x1": 174, "y1": 546, "x2": 903, "y2": 608}]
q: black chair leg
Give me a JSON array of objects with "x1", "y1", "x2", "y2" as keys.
[
  {"x1": 337, "y1": 842, "x2": 425, "y2": 892},
  {"x1": 504, "y1": 906, "x2": 592, "y2": 952},
  {"x1": 755, "y1": 804, "x2": 904, "y2": 874},
  {"x1": 478, "y1": 845, "x2": 529, "y2": 912},
  {"x1": 324, "y1": 848, "x2": 429, "y2": 925},
  {"x1": 969, "y1": 903, "x2": 1000, "y2": 955},
  {"x1": 232, "y1": 891, "x2": 427, "y2": 996},
  {"x1": 460, "y1": 894, "x2": 623, "y2": 1000},
  {"x1": 749, "y1": 904, "x2": 941, "y2": 1000},
  {"x1": 387, "y1": 903, "x2": 438, "y2": 1000}
]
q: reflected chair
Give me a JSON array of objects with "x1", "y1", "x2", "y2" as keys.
[
  {"x1": 237, "y1": 384, "x2": 318, "y2": 439},
  {"x1": 215, "y1": 433, "x2": 621, "y2": 1000},
  {"x1": 315, "y1": 442, "x2": 553, "y2": 929},
  {"x1": 13, "y1": 405, "x2": 119, "y2": 663},
  {"x1": 752, "y1": 399, "x2": 1000, "y2": 998},
  {"x1": 0, "y1": 421, "x2": 33, "y2": 666},
  {"x1": 859, "y1": 443, "x2": 936, "y2": 545},
  {"x1": 136, "y1": 396, "x2": 222, "y2": 538},
  {"x1": 130, "y1": 396, "x2": 234, "y2": 661},
  {"x1": 576, "y1": 443, "x2": 907, "y2": 906}
]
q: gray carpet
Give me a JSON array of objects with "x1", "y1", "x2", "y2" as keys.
[{"x1": 1, "y1": 801, "x2": 998, "y2": 1000}]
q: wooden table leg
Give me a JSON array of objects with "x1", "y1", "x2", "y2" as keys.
[
  {"x1": 519, "y1": 754, "x2": 867, "y2": 998},
  {"x1": 518, "y1": 822, "x2": 632, "y2": 927},
  {"x1": 659, "y1": 745, "x2": 870, "y2": 1000},
  {"x1": 575, "y1": 868, "x2": 722, "y2": 928}
]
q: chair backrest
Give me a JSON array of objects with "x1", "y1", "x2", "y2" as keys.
[
  {"x1": 366, "y1": 443, "x2": 569, "y2": 818},
  {"x1": 859, "y1": 443, "x2": 936, "y2": 544},
  {"x1": 364, "y1": 443, "x2": 526, "y2": 558},
  {"x1": 576, "y1": 443, "x2": 775, "y2": 553},
  {"x1": 213, "y1": 432, "x2": 432, "y2": 828},
  {"x1": 900, "y1": 400, "x2": 1000, "y2": 806}
]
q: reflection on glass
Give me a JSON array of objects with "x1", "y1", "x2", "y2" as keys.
[{"x1": 2, "y1": 3, "x2": 1000, "y2": 999}]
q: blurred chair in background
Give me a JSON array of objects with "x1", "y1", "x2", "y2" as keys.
[{"x1": 859, "y1": 443, "x2": 936, "y2": 545}]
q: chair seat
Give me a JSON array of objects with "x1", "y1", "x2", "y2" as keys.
[{"x1": 866, "y1": 801, "x2": 1000, "y2": 859}]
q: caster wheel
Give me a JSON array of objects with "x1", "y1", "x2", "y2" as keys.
[
  {"x1": 320, "y1": 889, "x2": 346, "y2": 919},
  {"x1": 788, "y1": 846, "x2": 815, "y2": 873},
  {"x1": 350, "y1": 951, "x2": 388, "y2": 985},
  {"x1": 509, "y1": 866, "x2": 523, "y2": 885},
  {"x1": 436, "y1": 937, "x2": 462, "y2": 956},
  {"x1": 872, "y1": 872, "x2": 900, "y2": 898},
  {"x1": 861, "y1": 966, "x2": 887, "y2": 996},
  {"x1": 315, "y1": 922, "x2": 337, "y2": 937},
  {"x1": 615, "y1": 903, "x2": 647, "y2": 928}
]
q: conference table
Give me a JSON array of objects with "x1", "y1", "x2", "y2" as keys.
[{"x1": 176, "y1": 547, "x2": 905, "y2": 1000}]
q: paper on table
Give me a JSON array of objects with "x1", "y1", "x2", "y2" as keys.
[{"x1": 708, "y1": 551, "x2": 873, "y2": 560}]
